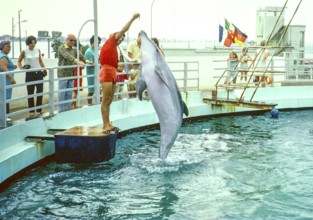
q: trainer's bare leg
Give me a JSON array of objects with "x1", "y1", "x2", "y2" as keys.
[{"x1": 101, "y1": 82, "x2": 116, "y2": 132}]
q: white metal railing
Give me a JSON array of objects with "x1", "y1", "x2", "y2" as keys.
[
  {"x1": 212, "y1": 51, "x2": 313, "y2": 102},
  {"x1": 213, "y1": 52, "x2": 313, "y2": 82},
  {"x1": 0, "y1": 61, "x2": 199, "y2": 128}
]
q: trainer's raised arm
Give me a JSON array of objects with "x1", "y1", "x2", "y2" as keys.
[{"x1": 116, "y1": 13, "x2": 140, "y2": 40}]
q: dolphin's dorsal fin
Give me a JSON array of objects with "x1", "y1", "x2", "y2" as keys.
[{"x1": 136, "y1": 74, "x2": 147, "y2": 101}]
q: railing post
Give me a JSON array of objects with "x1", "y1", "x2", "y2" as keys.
[
  {"x1": 271, "y1": 60, "x2": 274, "y2": 86},
  {"x1": 93, "y1": 0, "x2": 100, "y2": 105},
  {"x1": 197, "y1": 62, "x2": 200, "y2": 90},
  {"x1": 184, "y1": 62, "x2": 188, "y2": 92},
  {"x1": 94, "y1": 64, "x2": 101, "y2": 104},
  {"x1": 48, "y1": 68, "x2": 55, "y2": 115},
  {"x1": 0, "y1": 73, "x2": 7, "y2": 127}
]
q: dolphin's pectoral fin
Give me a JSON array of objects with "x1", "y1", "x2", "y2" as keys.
[
  {"x1": 182, "y1": 100, "x2": 189, "y2": 116},
  {"x1": 136, "y1": 75, "x2": 147, "y2": 101},
  {"x1": 155, "y1": 65, "x2": 171, "y2": 90}
]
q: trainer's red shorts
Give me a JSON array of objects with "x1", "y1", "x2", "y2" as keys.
[{"x1": 98, "y1": 64, "x2": 117, "y2": 84}]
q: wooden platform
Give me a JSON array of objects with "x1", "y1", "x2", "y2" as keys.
[
  {"x1": 54, "y1": 126, "x2": 117, "y2": 163},
  {"x1": 57, "y1": 126, "x2": 111, "y2": 137},
  {"x1": 203, "y1": 98, "x2": 277, "y2": 110}
]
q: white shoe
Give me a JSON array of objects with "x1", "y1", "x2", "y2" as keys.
[{"x1": 6, "y1": 117, "x2": 12, "y2": 122}]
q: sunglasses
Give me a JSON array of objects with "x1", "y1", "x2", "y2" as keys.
[{"x1": 69, "y1": 39, "x2": 76, "y2": 42}]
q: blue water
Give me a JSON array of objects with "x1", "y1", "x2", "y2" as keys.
[{"x1": 1, "y1": 110, "x2": 313, "y2": 219}]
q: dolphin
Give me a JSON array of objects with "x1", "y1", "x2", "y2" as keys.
[{"x1": 136, "y1": 30, "x2": 189, "y2": 159}]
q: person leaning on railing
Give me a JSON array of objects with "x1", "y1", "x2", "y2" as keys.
[
  {"x1": 84, "y1": 35, "x2": 101, "y2": 105},
  {"x1": 151, "y1": 37, "x2": 165, "y2": 58},
  {"x1": 57, "y1": 34, "x2": 91, "y2": 112},
  {"x1": 239, "y1": 47, "x2": 253, "y2": 82},
  {"x1": 224, "y1": 51, "x2": 239, "y2": 85},
  {"x1": 0, "y1": 41, "x2": 17, "y2": 121},
  {"x1": 254, "y1": 40, "x2": 270, "y2": 87}
]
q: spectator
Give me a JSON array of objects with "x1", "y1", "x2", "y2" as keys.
[
  {"x1": 127, "y1": 33, "x2": 141, "y2": 97},
  {"x1": 57, "y1": 34, "x2": 90, "y2": 112},
  {"x1": 152, "y1": 37, "x2": 165, "y2": 57},
  {"x1": 72, "y1": 43, "x2": 84, "y2": 109},
  {"x1": 115, "y1": 46, "x2": 128, "y2": 100},
  {"x1": 254, "y1": 40, "x2": 270, "y2": 86},
  {"x1": 239, "y1": 47, "x2": 252, "y2": 82},
  {"x1": 0, "y1": 41, "x2": 17, "y2": 121},
  {"x1": 127, "y1": 32, "x2": 141, "y2": 62},
  {"x1": 224, "y1": 51, "x2": 239, "y2": 84},
  {"x1": 17, "y1": 35, "x2": 47, "y2": 117},
  {"x1": 127, "y1": 68, "x2": 139, "y2": 98},
  {"x1": 84, "y1": 35, "x2": 101, "y2": 105}
]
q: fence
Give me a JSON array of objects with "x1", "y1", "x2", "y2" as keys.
[
  {"x1": 212, "y1": 51, "x2": 313, "y2": 102},
  {"x1": 0, "y1": 61, "x2": 199, "y2": 128}
]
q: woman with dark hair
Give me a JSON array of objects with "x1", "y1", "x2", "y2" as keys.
[
  {"x1": 151, "y1": 37, "x2": 165, "y2": 57},
  {"x1": 17, "y1": 35, "x2": 47, "y2": 117},
  {"x1": 0, "y1": 41, "x2": 17, "y2": 121}
]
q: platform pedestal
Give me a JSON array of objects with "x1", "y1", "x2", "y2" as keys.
[{"x1": 54, "y1": 126, "x2": 117, "y2": 163}]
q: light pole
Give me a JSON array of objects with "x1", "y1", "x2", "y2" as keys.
[
  {"x1": 151, "y1": 0, "x2": 156, "y2": 37},
  {"x1": 93, "y1": 0, "x2": 100, "y2": 104},
  {"x1": 11, "y1": 17, "x2": 27, "y2": 58},
  {"x1": 18, "y1": 10, "x2": 27, "y2": 53},
  {"x1": 11, "y1": 17, "x2": 14, "y2": 58}
]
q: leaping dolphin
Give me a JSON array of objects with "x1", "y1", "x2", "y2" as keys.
[{"x1": 136, "y1": 30, "x2": 189, "y2": 159}]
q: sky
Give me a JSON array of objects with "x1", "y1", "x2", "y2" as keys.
[{"x1": 1, "y1": 0, "x2": 311, "y2": 43}]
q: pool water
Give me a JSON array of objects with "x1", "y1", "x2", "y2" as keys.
[{"x1": 1, "y1": 110, "x2": 313, "y2": 219}]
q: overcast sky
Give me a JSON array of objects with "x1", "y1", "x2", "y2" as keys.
[{"x1": 1, "y1": 0, "x2": 311, "y2": 43}]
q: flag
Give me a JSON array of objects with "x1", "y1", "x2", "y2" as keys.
[
  {"x1": 224, "y1": 18, "x2": 233, "y2": 32},
  {"x1": 219, "y1": 18, "x2": 248, "y2": 47},
  {"x1": 220, "y1": 18, "x2": 235, "y2": 47},
  {"x1": 219, "y1": 25, "x2": 223, "y2": 42},
  {"x1": 224, "y1": 31, "x2": 234, "y2": 47},
  {"x1": 233, "y1": 24, "x2": 247, "y2": 46}
]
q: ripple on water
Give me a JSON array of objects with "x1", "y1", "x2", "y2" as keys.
[{"x1": 1, "y1": 111, "x2": 313, "y2": 219}]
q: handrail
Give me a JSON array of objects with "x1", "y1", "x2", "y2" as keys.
[
  {"x1": 0, "y1": 61, "x2": 199, "y2": 128},
  {"x1": 249, "y1": 0, "x2": 303, "y2": 101},
  {"x1": 213, "y1": 0, "x2": 303, "y2": 104},
  {"x1": 214, "y1": 0, "x2": 288, "y2": 102}
]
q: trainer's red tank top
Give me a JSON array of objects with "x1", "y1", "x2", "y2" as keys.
[{"x1": 99, "y1": 33, "x2": 118, "y2": 68}]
